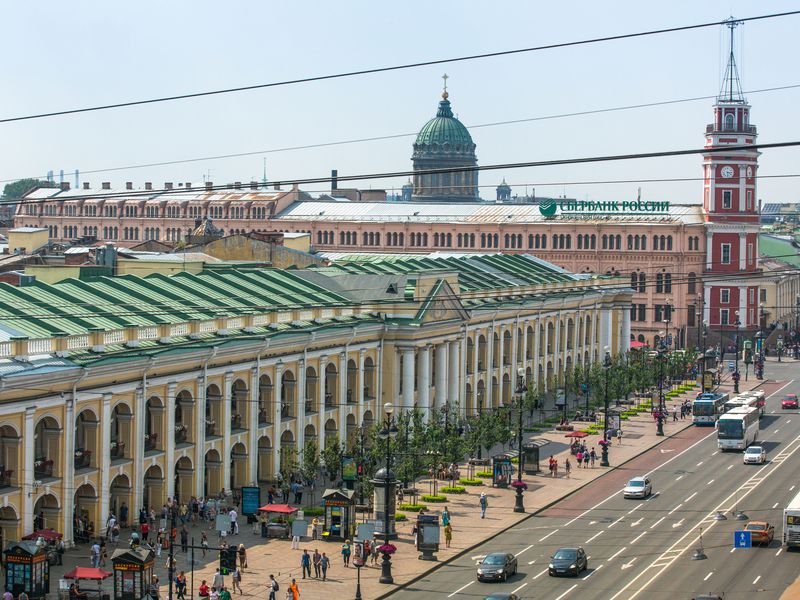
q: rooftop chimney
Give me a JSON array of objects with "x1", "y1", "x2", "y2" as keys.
[
  {"x1": 331, "y1": 169, "x2": 338, "y2": 191},
  {"x1": 145, "y1": 182, "x2": 153, "y2": 191},
  {"x1": 273, "y1": 182, "x2": 281, "y2": 191},
  {"x1": 59, "y1": 182, "x2": 70, "y2": 191},
  {"x1": 234, "y1": 181, "x2": 242, "y2": 189},
  {"x1": 101, "y1": 182, "x2": 111, "y2": 190},
  {"x1": 204, "y1": 181, "x2": 213, "y2": 190},
  {"x1": 125, "y1": 182, "x2": 133, "y2": 190},
  {"x1": 249, "y1": 181, "x2": 258, "y2": 190},
  {"x1": 185, "y1": 182, "x2": 192, "y2": 189},
  {"x1": 82, "y1": 182, "x2": 90, "y2": 190},
  {"x1": 164, "y1": 182, "x2": 173, "y2": 190}
]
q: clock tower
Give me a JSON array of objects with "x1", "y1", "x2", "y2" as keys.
[{"x1": 702, "y1": 19, "x2": 760, "y2": 342}]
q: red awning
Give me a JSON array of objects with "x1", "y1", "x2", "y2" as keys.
[
  {"x1": 630, "y1": 340, "x2": 648, "y2": 348},
  {"x1": 63, "y1": 567, "x2": 113, "y2": 581},
  {"x1": 21, "y1": 529, "x2": 62, "y2": 542},
  {"x1": 257, "y1": 503, "x2": 299, "y2": 515}
]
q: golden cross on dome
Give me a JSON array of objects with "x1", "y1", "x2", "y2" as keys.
[{"x1": 442, "y1": 73, "x2": 449, "y2": 91}]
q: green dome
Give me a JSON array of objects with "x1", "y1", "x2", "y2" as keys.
[{"x1": 414, "y1": 93, "x2": 474, "y2": 150}]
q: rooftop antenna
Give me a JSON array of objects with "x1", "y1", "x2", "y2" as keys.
[
  {"x1": 718, "y1": 17, "x2": 745, "y2": 103},
  {"x1": 261, "y1": 158, "x2": 268, "y2": 188}
]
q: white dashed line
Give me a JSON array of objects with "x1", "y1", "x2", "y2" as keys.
[
  {"x1": 685, "y1": 492, "x2": 698, "y2": 502},
  {"x1": 539, "y1": 530, "x2": 559, "y2": 542},
  {"x1": 650, "y1": 516, "x2": 666, "y2": 529},
  {"x1": 629, "y1": 531, "x2": 647, "y2": 544},
  {"x1": 448, "y1": 581, "x2": 474, "y2": 597},
  {"x1": 668, "y1": 503, "x2": 683, "y2": 515},
  {"x1": 627, "y1": 504, "x2": 643, "y2": 515},
  {"x1": 585, "y1": 531, "x2": 604, "y2": 544},
  {"x1": 696, "y1": 461, "x2": 704, "y2": 467},
  {"x1": 607, "y1": 547, "x2": 626, "y2": 562},
  {"x1": 712, "y1": 451, "x2": 719, "y2": 456},
  {"x1": 791, "y1": 485, "x2": 796, "y2": 492},
  {"x1": 515, "y1": 544, "x2": 534, "y2": 557},
  {"x1": 583, "y1": 564, "x2": 602, "y2": 580},
  {"x1": 773, "y1": 502, "x2": 780, "y2": 509},
  {"x1": 553, "y1": 584, "x2": 578, "y2": 600},
  {"x1": 707, "y1": 479, "x2": 715, "y2": 485},
  {"x1": 528, "y1": 559, "x2": 536, "y2": 565},
  {"x1": 774, "y1": 429, "x2": 781, "y2": 434},
  {"x1": 727, "y1": 465, "x2": 734, "y2": 470},
  {"x1": 788, "y1": 420, "x2": 792, "y2": 424},
  {"x1": 532, "y1": 568, "x2": 549, "y2": 580},
  {"x1": 730, "y1": 547, "x2": 736, "y2": 553},
  {"x1": 776, "y1": 548, "x2": 783, "y2": 556},
  {"x1": 753, "y1": 575, "x2": 761, "y2": 585},
  {"x1": 512, "y1": 582, "x2": 528, "y2": 594},
  {"x1": 675, "y1": 475, "x2": 684, "y2": 481},
  {"x1": 704, "y1": 571, "x2": 713, "y2": 581}
]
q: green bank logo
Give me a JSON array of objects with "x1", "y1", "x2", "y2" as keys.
[{"x1": 539, "y1": 199, "x2": 557, "y2": 217}]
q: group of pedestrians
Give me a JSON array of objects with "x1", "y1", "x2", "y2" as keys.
[
  {"x1": 299, "y1": 548, "x2": 331, "y2": 580},
  {"x1": 573, "y1": 446, "x2": 597, "y2": 469}
]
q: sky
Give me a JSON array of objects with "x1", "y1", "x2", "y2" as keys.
[{"x1": 1, "y1": 1, "x2": 800, "y2": 204}]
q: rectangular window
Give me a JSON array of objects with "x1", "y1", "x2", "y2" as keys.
[
  {"x1": 759, "y1": 288, "x2": 767, "y2": 302},
  {"x1": 638, "y1": 304, "x2": 646, "y2": 322},
  {"x1": 630, "y1": 305, "x2": 637, "y2": 321},
  {"x1": 720, "y1": 289, "x2": 730, "y2": 304},
  {"x1": 747, "y1": 243, "x2": 753, "y2": 264},
  {"x1": 720, "y1": 309, "x2": 730, "y2": 325},
  {"x1": 746, "y1": 190, "x2": 753, "y2": 210},
  {"x1": 749, "y1": 288, "x2": 754, "y2": 303},
  {"x1": 722, "y1": 190, "x2": 732, "y2": 209},
  {"x1": 721, "y1": 244, "x2": 731, "y2": 264},
  {"x1": 688, "y1": 305, "x2": 696, "y2": 327},
  {"x1": 654, "y1": 305, "x2": 663, "y2": 322},
  {"x1": 749, "y1": 308, "x2": 754, "y2": 324}
]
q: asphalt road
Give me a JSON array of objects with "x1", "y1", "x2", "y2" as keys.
[{"x1": 389, "y1": 360, "x2": 800, "y2": 600}]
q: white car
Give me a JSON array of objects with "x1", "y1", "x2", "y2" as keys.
[
  {"x1": 623, "y1": 476, "x2": 652, "y2": 498},
  {"x1": 743, "y1": 445, "x2": 766, "y2": 464}
]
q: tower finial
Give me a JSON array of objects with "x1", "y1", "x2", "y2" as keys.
[
  {"x1": 718, "y1": 17, "x2": 745, "y2": 103},
  {"x1": 442, "y1": 73, "x2": 449, "y2": 99}
]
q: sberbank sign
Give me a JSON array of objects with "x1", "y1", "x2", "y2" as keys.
[{"x1": 539, "y1": 199, "x2": 670, "y2": 217}]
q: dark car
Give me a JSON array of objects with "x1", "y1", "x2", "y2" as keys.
[
  {"x1": 484, "y1": 595, "x2": 520, "y2": 600},
  {"x1": 476, "y1": 553, "x2": 518, "y2": 582},
  {"x1": 549, "y1": 547, "x2": 588, "y2": 576}
]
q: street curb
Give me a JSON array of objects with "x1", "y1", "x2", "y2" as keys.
[{"x1": 374, "y1": 412, "x2": 697, "y2": 599}]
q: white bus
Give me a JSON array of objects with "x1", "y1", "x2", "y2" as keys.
[
  {"x1": 783, "y1": 490, "x2": 800, "y2": 547},
  {"x1": 692, "y1": 393, "x2": 729, "y2": 425},
  {"x1": 740, "y1": 390, "x2": 766, "y2": 416},
  {"x1": 717, "y1": 406, "x2": 760, "y2": 451},
  {"x1": 723, "y1": 396, "x2": 747, "y2": 413}
]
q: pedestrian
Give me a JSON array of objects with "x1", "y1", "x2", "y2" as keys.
[
  {"x1": 320, "y1": 552, "x2": 330, "y2": 581},
  {"x1": 311, "y1": 517, "x2": 320, "y2": 541},
  {"x1": 219, "y1": 586, "x2": 231, "y2": 600},
  {"x1": 150, "y1": 576, "x2": 160, "y2": 600},
  {"x1": 548, "y1": 455, "x2": 555, "y2": 477},
  {"x1": 198, "y1": 580, "x2": 210, "y2": 598},
  {"x1": 590, "y1": 448, "x2": 596, "y2": 468},
  {"x1": 617, "y1": 428, "x2": 623, "y2": 445},
  {"x1": 565, "y1": 458, "x2": 571, "y2": 478},
  {"x1": 576, "y1": 449, "x2": 583, "y2": 467},
  {"x1": 99, "y1": 541, "x2": 108, "y2": 567},
  {"x1": 301, "y1": 549, "x2": 311, "y2": 578},
  {"x1": 268, "y1": 574, "x2": 279, "y2": 600},
  {"x1": 673, "y1": 407, "x2": 678, "y2": 422},
  {"x1": 237, "y1": 543, "x2": 247, "y2": 570},
  {"x1": 201, "y1": 532, "x2": 209, "y2": 557},
  {"x1": 479, "y1": 492, "x2": 488, "y2": 519},
  {"x1": 288, "y1": 578, "x2": 300, "y2": 600},
  {"x1": 228, "y1": 508, "x2": 238, "y2": 535},
  {"x1": 176, "y1": 571, "x2": 187, "y2": 600},
  {"x1": 232, "y1": 567, "x2": 243, "y2": 595},
  {"x1": 313, "y1": 549, "x2": 321, "y2": 578},
  {"x1": 210, "y1": 588, "x2": 219, "y2": 600},
  {"x1": 90, "y1": 541, "x2": 101, "y2": 568},
  {"x1": 341, "y1": 539, "x2": 351, "y2": 567},
  {"x1": 552, "y1": 458, "x2": 558, "y2": 478},
  {"x1": 181, "y1": 526, "x2": 189, "y2": 553},
  {"x1": 120, "y1": 502, "x2": 129, "y2": 528},
  {"x1": 444, "y1": 523, "x2": 452, "y2": 548},
  {"x1": 155, "y1": 530, "x2": 163, "y2": 557},
  {"x1": 441, "y1": 506, "x2": 450, "y2": 527},
  {"x1": 212, "y1": 567, "x2": 224, "y2": 591}
]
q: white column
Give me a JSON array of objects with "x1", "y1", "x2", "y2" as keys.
[
  {"x1": 573, "y1": 313, "x2": 580, "y2": 360},
  {"x1": 448, "y1": 340, "x2": 459, "y2": 406},
  {"x1": 402, "y1": 348, "x2": 415, "y2": 410},
  {"x1": 704, "y1": 286, "x2": 711, "y2": 325},
  {"x1": 622, "y1": 306, "x2": 632, "y2": 352},
  {"x1": 486, "y1": 327, "x2": 495, "y2": 405},
  {"x1": 601, "y1": 308, "x2": 612, "y2": 352},
  {"x1": 273, "y1": 364, "x2": 283, "y2": 478},
  {"x1": 738, "y1": 286, "x2": 747, "y2": 326},
  {"x1": 739, "y1": 164, "x2": 746, "y2": 211},
  {"x1": 317, "y1": 357, "x2": 326, "y2": 446},
  {"x1": 194, "y1": 376, "x2": 206, "y2": 497},
  {"x1": 296, "y1": 360, "x2": 306, "y2": 459},
  {"x1": 357, "y1": 350, "x2": 366, "y2": 425},
  {"x1": 63, "y1": 397, "x2": 76, "y2": 544},
  {"x1": 554, "y1": 318, "x2": 561, "y2": 378},
  {"x1": 338, "y1": 352, "x2": 348, "y2": 441},
  {"x1": 738, "y1": 233, "x2": 746, "y2": 270},
  {"x1": 706, "y1": 233, "x2": 713, "y2": 270},
  {"x1": 165, "y1": 382, "x2": 176, "y2": 500},
  {"x1": 99, "y1": 394, "x2": 112, "y2": 526},
  {"x1": 132, "y1": 387, "x2": 145, "y2": 514},
  {"x1": 435, "y1": 343, "x2": 447, "y2": 409},
  {"x1": 23, "y1": 407, "x2": 35, "y2": 535},
  {"x1": 249, "y1": 366, "x2": 260, "y2": 483},
  {"x1": 522, "y1": 323, "x2": 529, "y2": 370},
  {"x1": 419, "y1": 346, "x2": 431, "y2": 415},
  {"x1": 497, "y1": 329, "x2": 505, "y2": 403},
  {"x1": 511, "y1": 325, "x2": 519, "y2": 375},
  {"x1": 460, "y1": 333, "x2": 468, "y2": 419},
  {"x1": 533, "y1": 321, "x2": 541, "y2": 387},
  {"x1": 222, "y1": 373, "x2": 232, "y2": 492}
]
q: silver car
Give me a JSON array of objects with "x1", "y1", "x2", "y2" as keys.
[
  {"x1": 623, "y1": 476, "x2": 652, "y2": 498},
  {"x1": 743, "y1": 445, "x2": 766, "y2": 464}
]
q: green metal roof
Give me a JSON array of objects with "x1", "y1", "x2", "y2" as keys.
[
  {"x1": 316, "y1": 254, "x2": 576, "y2": 292},
  {"x1": 414, "y1": 95, "x2": 474, "y2": 148}
]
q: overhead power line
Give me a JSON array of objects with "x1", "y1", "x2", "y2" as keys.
[{"x1": 1, "y1": 11, "x2": 799, "y2": 124}]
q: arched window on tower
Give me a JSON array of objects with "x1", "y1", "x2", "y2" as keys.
[
  {"x1": 590, "y1": 234, "x2": 596, "y2": 249},
  {"x1": 447, "y1": 233, "x2": 452, "y2": 247},
  {"x1": 627, "y1": 235, "x2": 633, "y2": 250},
  {"x1": 504, "y1": 233, "x2": 510, "y2": 248},
  {"x1": 493, "y1": 233, "x2": 499, "y2": 248},
  {"x1": 641, "y1": 236, "x2": 646, "y2": 251},
  {"x1": 667, "y1": 236, "x2": 673, "y2": 251},
  {"x1": 724, "y1": 113, "x2": 735, "y2": 131},
  {"x1": 528, "y1": 234, "x2": 534, "y2": 249},
  {"x1": 602, "y1": 234, "x2": 608, "y2": 249},
  {"x1": 565, "y1": 235, "x2": 571, "y2": 249}
]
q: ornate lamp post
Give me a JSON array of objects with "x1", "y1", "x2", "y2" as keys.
[
  {"x1": 656, "y1": 337, "x2": 667, "y2": 436},
  {"x1": 700, "y1": 321, "x2": 708, "y2": 394},
  {"x1": 377, "y1": 402, "x2": 398, "y2": 584},
  {"x1": 514, "y1": 368, "x2": 527, "y2": 513},
  {"x1": 733, "y1": 311, "x2": 741, "y2": 393},
  {"x1": 600, "y1": 348, "x2": 612, "y2": 467}
]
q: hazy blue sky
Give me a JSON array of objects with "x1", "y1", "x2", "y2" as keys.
[{"x1": 2, "y1": 1, "x2": 799, "y2": 203}]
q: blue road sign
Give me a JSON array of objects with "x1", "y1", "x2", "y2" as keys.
[{"x1": 734, "y1": 530, "x2": 752, "y2": 549}]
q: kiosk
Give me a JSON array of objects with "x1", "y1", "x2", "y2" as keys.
[
  {"x1": 415, "y1": 514, "x2": 440, "y2": 561},
  {"x1": 4, "y1": 541, "x2": 49, "y2": 599},
  {"x1": 491, "y1": 456, "x2": 513, "y2": 488},
  {"x1": 322, "y1": 488, "x2": 355, "y2": 541},
  {"x1": 110, "y1": 547, "x2": 154, "y2": 600}
]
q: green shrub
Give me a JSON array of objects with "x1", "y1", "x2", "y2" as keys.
[
  {"x1": 301, "y1": 507, "x2": 325, "y2": 516},
  {"x1": 395, "y1": 512, "x2": 407, "y2": 522},
  {"x1": 440, "y1": 486, "x2": 467, "y2": 494},
  {"x1": 421, "y1": 494, "x2": 447, "y2": 503},
  {"x1": 510, "y1": 457, "x2": 519, "y2": 464},
  {"x1": 475, "y1": 471, "x2": 493, "y2": 478},
  {"x1": 459, "y1": 478, "x2": 484, "y2": 486},
  {"x1": 399, "y1": 503, "x2": 427, "y2": 512}
]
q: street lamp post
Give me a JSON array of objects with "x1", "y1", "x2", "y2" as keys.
[
  {"x1": 601, "y1": 348, "x2": 612, "y2": 467},
  {"x1": 377, "y1": 402, "x2": 398, "y2": 585},
  {"x1": 514, "y1": 368, "x2": 527, "y2": 513},
  {"x1": 656, "y1": 337, "x2": 666, "y2": 436},
  {"x1": 734, "y1": 312, "x2": 741, "y2": 394}
]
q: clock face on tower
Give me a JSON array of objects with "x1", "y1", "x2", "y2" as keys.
[{"x1": 720, "y1": 166, "x2": 735, "y2": 179}]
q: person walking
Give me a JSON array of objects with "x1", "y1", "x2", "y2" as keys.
[
  {"x1": 441, "y1": 506, "x2": 450, "y2": 527},
  {"x1": 479, "y1": 492, "x2": 488, "y2": 519},
  {"x1": 228, "y1": 508, "x2": 238, "y2": 535},
  {"x1": 590, "y1": 448, "x2": 597, "y2": 468},
  {"x1": 268, "y1": 575, "x2": 279, "y2": 600},
  {"x1": 552, "y1": 458, "x2": 558, "y2": 478},
  {"x1": 565, "y1": 458, "x2": 571, "y2": 478},
  {"x1": 617, "y1": 428, "x2": 624, "y2": 445},
  {"x1": 90, "y1": 541, "x2": 101, "y2": 568},
  {"x1": 312, "y1": 549, "x2": 321, "y2": 578},
  {"x1": 301, "y1": 550, "x2": 311, "y2": 578},
  {"x1": 341, "y1": 539, "x2": 351, "y2": 567},
  {"x1": 444, "y1": 523, "x2": 452, "y2": 548},
  {"x1": 237, "y1": 544, "x2": 247, "y2": 570},
  {"x1": 218, "y1": 587, "x2": 231, "y2": 600},
  {"x1": 180, "y1": 526, "x2": 189, "y2": 554},
  {"x1": 212, "y1": 568, "x2": 224, "y2": 591},
  {"x1": 201, "y1": 532, "x2": 209, "y2": 557},
  {"x1": 231, "y1": 567, "x2": 243, "y2": 595},
  {"x1": 576, "y1": 449, "x2": 583, "y2": 468},
  {"x1": 175, "y1": 571, "x2": 187, "y2": 600},
  {"x1": 288, "y1": 578, "x2": 300, "y2": 600},
  {"x1": 320, "y1": 552, "x2": 330, "y2": 581},
  {"x1": 583, "y1": 449, "x2": 590, "y2": 469},
  {"x1": 311, "y1": 517, "x2": 320, "y2": 541}
]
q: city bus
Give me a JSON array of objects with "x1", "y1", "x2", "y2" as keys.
[
  {"x1": 783, "y1": 489, "x2": 800, "y2": 547},
  {"x1": 717, "y1": 406, "x2": 760, "y2": 451},
  {"x1": 740, "y1": 390, "x2": 766, "y2": 416},
  {"x1": 723, "y1": 396, "x2": 747, "y2": 413},
  {"x1": 692, "y1": 392, "x2": 729, "y2": 425}
]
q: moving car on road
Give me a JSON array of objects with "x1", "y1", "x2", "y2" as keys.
[
  {"x1": 476, "y1": 553, "x2": 518, "y2": 582},
  {"x1": 781, "y1": 394, "x2": 798, "y2": 409},
  {"x1": 743, "y1": 445, "x2": 766, "y2": 464},
  {"x1": 623, "y1": 476, "x2": 652, "y2": 498},
  {"x1": 549, "y1": 547, "x2": 588, "y2": 576},
  {"x1": 483, "y1": 595, "x2": 520, "y2": 600},
  {"x1": 744, "y1": 520, "x2": 774, "y2": 545}
]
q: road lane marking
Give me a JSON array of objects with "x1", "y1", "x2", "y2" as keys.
[
  {"x1": 707, "y1": 479, "x2": 714, "y2": 485},
  {"x1": 788, "y1": 420, "x2": 792, "y2": 424},
  {"x1": 532, "y1": 568, "x2": 548, "y2": 579},
  {"x1": 696, "y1": 461, "x2": 704, "y2": 466},
  {"x1": 629, "y1": 531, "x2": 647, "y2": 544},
  {"x1": 527, "y1": 559, "x2": 536, "y2": 565},
  {"x1": 448, "y1": 581, "x2": 473, "y2": 597},
  {"x1": 629, "y1": 518, "x2": 643, "y2": 527},
  {"x1": 704, "y1": 571, "x2": 713, "y2": 581},
  {"x1": 730, "y1": 547, "x2": 736, "y2": 553},
  {"x1": 583, "y1": 564, "x2": 602, "y2": 580},
  {"x1": 553, "y1": 583, "x2": 578, "y2": 600},
  {"x1": 512, "y1": 582, "x2": 528, "y2": 594},
  {"x1": 776, "y1": 548, "x2": 783, "y2": 556},
  {"x1": 515, "y1": 544, "x2": 534, "y2": 557},
  {"x1": 607, "y1": 547, "x2": 626, "y2": 561},
  {"x1": 774, "y1": 429, "x2": 781, "y2": 434},
  {"x1": 668, "y1": 503, "x2": 683, "y2": 515},
  {"x1": 791, "y1": 485, "x2": 796, "y2": 492},
  {"x1": 585, "y1": 531, "x2": 603, "y2": 544},
  {"x1": 627, "y1": 504, "x2": 643, "y2": 515},
  {"x1": 727, "y1": 464, "x2": 734, "y2": 470},
  {"x1": 470, "y1": 554, "x2": 486, "y2": 561},
  {"x1": 646, "y1": 492, "x2": 660, "y2": 502},
  {"x1": 773, "y1": 502, "x2": 780, "y2": 509},
  {"x1": 672, "y1": 519, "x2": 684, "y2": 528},
  {"x1": 675, "y1": 475, "x2": 684, "y2": 481},
  {"x1": 539, "y1": 529, "x2": 559, "y2": 542},
  {"x1": 608, "y1": 516, "x2": 625, "y2": 528},
  {"x1": 753, "y1": 575, "x2": 761, "y2": 585},
  {"x1": 621, "y1": 557, "x2": 637, "y2": 570},
  {"x1": 712, "y1": 451, "x2": 718, "y2": 456},
  {"x1": 685, "y1": 492, "x2": 698, "y2": 502},
  {"x1": 650, "y1": 516, "x2": 666, "y2": 529}
]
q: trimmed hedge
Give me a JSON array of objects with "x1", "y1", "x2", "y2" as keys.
[
  {"x1": 395, "y1": 512, "x2": 407, "y2": 522},
  {"x1": 399, "y1": 503, "x2": 428, "y2": 512},
  {"x1": 475, "y1": 471, "x2": 493, "y2": 478},
  {"x1": 301, "y1": 507, "x2": 325, "y2": 516},
  {"x1": 421, "y1": 494, "x2": 447, "y2": 503},
  {"x1": 459, "y1": 478, "x2": 484, "y2": 486},
  {"x1": 440, "y1": 486, "x2": 467, "y2": 494}
]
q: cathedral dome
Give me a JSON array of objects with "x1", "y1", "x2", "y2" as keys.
[{"x1": 414, "y1": 92, "x2": 474, "y2": 152}]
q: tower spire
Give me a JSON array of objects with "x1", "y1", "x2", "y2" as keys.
[{"x1": 718, "y1": 17, "x2": 745, "y2": 103}]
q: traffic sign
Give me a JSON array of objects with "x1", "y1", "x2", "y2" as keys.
[{"x1": 734, "y1": 530, "x2": 752, "y2": 549}]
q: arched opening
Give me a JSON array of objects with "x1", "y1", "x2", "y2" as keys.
[
  {"x1": 258, "y1": 374, "x2": 273, "y2": 425},
  {"x1": 465, "y1": 383, "x2": 473, "y2": 413},
  {"x1": 282, "y1": 371, "x2": 296, "y2": 419},
  {"x1": 75, "y1": 409, "x2": 98, "y2": 470},
  {"x1": 33, "y1": 494, "x2": 59, "y2": 534},
  {"x1": 109, "y1": 474, "x2": 131, "y2": 523},
  {"x1": 174, "y1": 457, "x2": 193, "y2": 503},
  {"x1": 567, "y1": 319, "x2": 575, "y2": 350},
  {"x1": 205, "y1": 384, "x2": 222, "y2": 438},
  {"x1": 526, "y1": 325, "x2": 534, "y2": 360},
  {"x1": 304, "y1": 424, "x2": 317, "y2": 445},
  {"x1": 502, "y1": 331, "x2": 512, "y2": 365},
  {"x1": 364, "y1": 357, "x2": 376, "y2": 400},
  {"x1": 74, "y1": 483, "x2": 99, "y2": 536},
  {"x1": 466, "y1": 338, "x2": 474, "y2": 374},
  {"x1": 34, "y1": 417, "x2": 60, "y2": 479},
  {"x1": 0, "y1": 506, "x2": 19, "y2": 552},
  {"x1": 231, "y1": 379, "x2": 248, "y2": 431},
  {"x1": 346, "y1": 414, "x2": 357, "y2": 444},
  {"x1": 362, "y1": 411, "x2": 375, "y2": 433},
  {"x1": 491, "y1": 376, "x2": 499, "y2": 408},
  {"x1": 174, "y1": 391, "x2": 193, "y2": 445},
  {"x1": 476, "y1": 380, "x2": 486, "y2": 414},
  {"x1": 257, "y1": 436, "x2": 273, "y2": 483},
  {"x1": 502, "y1": 373, "x2": 511, "y2": 405},
  {"x1": 0, "y1": 425, "x2": 20, "y2": 489},
  {"x1": 325, "y1": 364, "x2": 338, "y2": 409},
  {"x1": 547, "y1": 322, "x2": 555, "y2": 354},
  {"x1": 230, "y1": 443, "x2": 248, "y2": 491},
  {"x1": 279, "y1": 430, "x2": 296, "y2": 478},
  {"x1": 477, "y1": 335, "x2": 487, "y2": 371},
  {"x1": 204, "y1": 450, "x2": 222, "y2": 498},
  {"x1": 305, "y1": 366, "x2": 319, "y2": 414},
  {"x1": 324, "y1": 419, "x2": 338, "y2": 448},
  {"x1": 346, "y1": 359, "x2": 357, "y2": 404}
]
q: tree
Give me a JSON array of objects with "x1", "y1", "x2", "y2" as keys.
[
  {"x1": 321, "y1": 435, "x2": 344, "y2": 484},
  {"x1": 2, "y1": 178, "x2": 52, "y2": 199}
]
